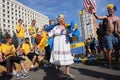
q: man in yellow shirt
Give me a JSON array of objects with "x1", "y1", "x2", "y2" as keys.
[
  {"x1": 0, "y1": 40, "x2": 4, "y2": 77},
  {"x1": 2, "y1": 37, "x2": 27, "y2": 77},
  {"x1": 15, "y1": 19, "x2": 25, "y2": 46},
  {"x1": 28, "y1": 20, "x2": 38, "y2": 45},
  {"x1": 22, "y1": 37, "x2": 38, "y2": 69},
  {"x1": 0, "y1": 51, "x2": 3, "y2": 77}
]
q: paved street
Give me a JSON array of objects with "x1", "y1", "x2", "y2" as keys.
[{"x1": 1, "y1": 63, "x2": 120, "y2": 80}]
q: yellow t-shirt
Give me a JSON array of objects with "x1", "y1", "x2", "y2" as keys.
[
  {"x1": 28, "y1": 25, "x2": 37, "y2": 37},
  {"x1": 16, "y1": 25, "x2": 25, "y2": 38},
  {"x1": 0, "y1": 44, "x2": 3, "y2": 51},
  {"x1": 2, "y1": 44, "x2": 15, "y2": 58},
  {"x1": 22, "y1": 42, "x2": 33, "y2": 55}
]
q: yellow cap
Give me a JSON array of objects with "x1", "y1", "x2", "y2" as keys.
[{"x1": 56, "y1": 14, "x2": 64, "y2": 19}]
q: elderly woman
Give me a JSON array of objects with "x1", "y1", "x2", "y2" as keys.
[{"x1": 48, "y1": 14, "x2": 74, "y2": 78}]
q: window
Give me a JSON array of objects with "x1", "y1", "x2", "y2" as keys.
[
  {"x1": 3, "y1": 19, "x2": 5, "y2": 22},
  {"x1": 11, "y1": 4, "x2": 13, "y2": 6},
  {"x1": 3, "y1": 0, "x2": 5, "y2": 3},
  {"x1": 3, "y1": 9, "x2": 5, "y2": 12},
  {"x1": 12, "y1": 21, "x2": 14, "y2": 24},
  {"x1": 3, "y1": 14, "x2": 5, "y2": 17},
  {"x1": 7, "y1": 2, "x2": 9, "y2": 5},
  {"x1": 11, "y1": 12, "x2": 13, "y2": 15},
  {"x1": 3, "y1": 24, "x2": 6, "y2": 27},
  {"x1": 7, "y1": 11, "x2": 9, "y2": 14},
  {"x1": 15, "y1": 10, "x2": 17, "y2": 12},
  {"x1": 8, "y1": 20, "x2": 10, "y2": 23},
  {"x1": 11, "y1": 8, "x2": 13, "y2": 11},
  {"x1": 3, "y1": 5, "x2": 5, "y2": 8},
  {"x1": 8, "y1": 25, "x2": 10, "y2": 28},
  {"x1": 7, "y1": 6, "x2": 9, "y2": 9},
  {"x1": 8, "y1": 15, "x2": 10, "y2": 18},
  {"x1": 12, "y1": 17, "x2": 14, "y2": 19}
]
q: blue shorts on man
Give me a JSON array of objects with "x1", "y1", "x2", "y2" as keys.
[{"x1": 104, "y1": 35, "x2": 115, "y2": 50}]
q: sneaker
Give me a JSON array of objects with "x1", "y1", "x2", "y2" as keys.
[
  {"x1": 29, "y1": 65, "x2": 36, "y2": 71},
  {"x1": 66, "y1": 74, "x2": 75, "y2": 78},
  {"x1": 23, "y1": 69, "x2": 28, "y2": 73},
  {"x1": 22, "y1": 73, "x2": 29, "y2": 78},
  {"x1": 44, "y1": 64, "x2": 49, "y2": 68},
  {"x1": 12, "y1": 70, "x2": 17, "y2": 75},
  {"x1": 16, "y1": 73, "x2": 23, "y2": 79},
  {"x1": 6, "y1": 71, "x2": 15, "y2": 76},
  {"x1": 31, "y1": 65, "x2": 35, "y2": 68}
]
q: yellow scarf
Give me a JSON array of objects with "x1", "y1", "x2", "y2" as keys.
[{"x1": 38, "y1": 30, "x2": 48, "y2": 51}]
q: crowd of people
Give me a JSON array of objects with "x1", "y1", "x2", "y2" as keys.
[
  {"x1": 0, "y1": 3, "x2": 120, "y2": 80},
  {"x1": 0, "y1": 14, "x2": 75, "y2": 79},
  {"x1": 85, "y1": 4, "x2": 120, "y2": 68}
]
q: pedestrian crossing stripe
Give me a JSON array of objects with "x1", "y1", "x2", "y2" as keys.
[{"x1": 70, "y1": 42, "x2": 85, "y2": 49}]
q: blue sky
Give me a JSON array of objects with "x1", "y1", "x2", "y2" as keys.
[{"x1": 18, "y1": 0, "x2": 120, "y2": 25}]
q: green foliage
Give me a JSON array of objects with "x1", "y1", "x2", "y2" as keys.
[
  {"x1": 2, "y1": 31, "x2": 11, "y2": 43},
  {"x1": 0, "y1": 31, "x2": 18, "y2": 48},
  {"x1": 0, "y1": 31, "x2": 2, "y2": 39},
  {"x1": 12, "y1": 31, "x2": 18, "y2": 48}
]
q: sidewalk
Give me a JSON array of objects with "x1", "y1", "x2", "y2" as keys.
[{"x1": 1, "y1": 63, "x2": 120, "y2": 80}]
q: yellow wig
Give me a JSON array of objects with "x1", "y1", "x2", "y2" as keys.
[{"x1": 107, "y1": 4, "x2": 114, "y2": 9}]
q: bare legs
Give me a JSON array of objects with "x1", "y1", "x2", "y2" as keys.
[
  {"x1": 31, "y1": 55, "x2": 37, "y2": 68},
  {"x1": 66, "y1": 65, "x2": 70, "y2": 75},
  {"x1": 106, "y1": 50, "x2": 112, "y2": 65}
]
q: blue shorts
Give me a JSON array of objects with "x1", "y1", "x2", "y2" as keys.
[
  {"x1": 114, "y1": 36, "x2": 120, "y2": 50},
  {"x1": 104, "y1": 35, "x2": 115, "y2": 50}
]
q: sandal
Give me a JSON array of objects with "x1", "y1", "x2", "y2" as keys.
[{"x1": 66, "y1": 74, "x2": 75, "y2": 78}]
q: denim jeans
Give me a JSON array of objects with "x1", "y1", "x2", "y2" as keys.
[
  {"x1": 18, "y1": 38, "x2": 24, "y2": 45},
  {"x1": 31, "y1": 37, "x2": 35, "y2": 45}
]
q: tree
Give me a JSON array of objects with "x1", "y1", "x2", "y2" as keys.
[
  {"x1": 2, "y1": 30, "x2": 11, "y2": 43},
  {"x1": 12, "y1": 31, "x2": 18, "y2": 48},
  {"x1": 0, "y1": 29, "x2": 3, "y2": 39}
]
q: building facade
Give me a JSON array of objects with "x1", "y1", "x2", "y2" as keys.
[
  {"x1": 0, "y1": 0, "x2": 49, "y2": 36},
  {"x1": 79, "y1": 10, "x2": 98, "y2": 41}
]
